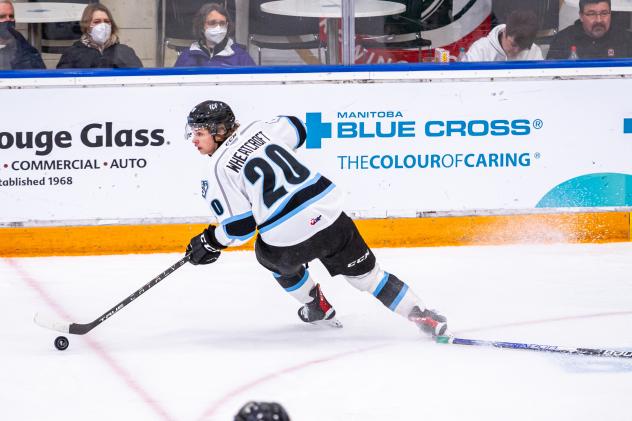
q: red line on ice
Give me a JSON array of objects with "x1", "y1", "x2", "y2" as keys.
[
  {"x1": 198, "y1": 309, "x2": 632, "y2": 418},
  {"x1": 8, "y1": 258, "x2": 176, "y2": 421},
  {"x1": 197, "y1": 343, "x2": 388, "y2": 420}
]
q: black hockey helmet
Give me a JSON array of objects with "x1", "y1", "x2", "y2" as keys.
[
  {"x1": 234, "y1": 401, "x2": 290, "y2": 421},
  {"x1": 186, "y1": 100, "x2": 237, "y2": 138}
]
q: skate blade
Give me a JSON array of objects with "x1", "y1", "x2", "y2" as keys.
[{"x1": 310, "y1": 317, "x2": 343, "y2": 328}]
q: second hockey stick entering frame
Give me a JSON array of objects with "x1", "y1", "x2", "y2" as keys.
[
  {"x1": 34, "y1": 255, "x2": 190, "y2": 335},
  {"x1": 437, "y1": 335, "x2": 632, "y2": 359}
]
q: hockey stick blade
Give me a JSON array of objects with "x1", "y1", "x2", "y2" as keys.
[
  {"x1": 436, "y1": 335, "x2": 632, "y2": 359},
  {"x1": 33, "y1": 255, "x2": 190, "y2": 335},
  {"x1": 34, "y1": 312, "x2": 70, "y2": 333}
]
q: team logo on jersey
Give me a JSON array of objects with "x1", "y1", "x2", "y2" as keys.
[
  {"x1": 608, "y1": 48, "x2": 615, "y2": 57},
  {"x1": 201, "y1": 180, "x2": 208, "y2": 198},
  {"x1": 309, "y1": 215, "x2": 322, "y2": 225}
]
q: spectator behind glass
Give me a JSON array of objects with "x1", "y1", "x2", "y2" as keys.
[
  {"x1": 463, "y1": 10, "x2": 543, "y2": 61},
  {"x1": 56, "y1": 3, "x2": 142, "y2": 69},
  {"x1": 0, "y1": 0, "x2": 45, "y2": 70},
  {"x1": 174, "y1": 3, "x2": 255, "y2": 67},
  {"x1": 547, "y1": 0, "x2": 632, "y2": 59}
]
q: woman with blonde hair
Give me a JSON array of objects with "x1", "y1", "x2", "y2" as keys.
[{"x1": 57, "y1": 3, "x2": 142, "y2": 68}]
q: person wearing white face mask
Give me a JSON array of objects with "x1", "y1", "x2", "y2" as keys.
[
  {"x1": 175, "y1": 3, "x2": 255, "y2": 68},
  {"x1": 57, "y1": 3, "x2": 142, "y2": 69}
]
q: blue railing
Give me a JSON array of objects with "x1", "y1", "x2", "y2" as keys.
[{"x1": 2, "y1": 58, "x2": 632, "y2": 79}]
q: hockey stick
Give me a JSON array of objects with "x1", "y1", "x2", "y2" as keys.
[
  {"x1": 34, "y1": 255, "x2": 190, "y2": 335},
  {"x1": 436, "y1": 335, "x2": 632, "y2": 359}
]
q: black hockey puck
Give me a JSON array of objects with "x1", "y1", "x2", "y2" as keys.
[{"x1": 54, "y1": 336, "x2": 69, "y2": 351}]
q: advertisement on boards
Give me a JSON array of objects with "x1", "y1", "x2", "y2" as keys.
[{"x1": 1, "y1": 73, "x2": 632, "y2": 225}]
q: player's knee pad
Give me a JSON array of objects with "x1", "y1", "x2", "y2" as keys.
[{"x1": 344, "y1": 264, "x2": 383, "y2": 292}]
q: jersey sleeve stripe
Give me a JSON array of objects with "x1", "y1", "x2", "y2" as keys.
[
  {"x1": 221, "y1": 211, "x2": 257, "y2": 241},
  {"x1": 258, "y1": 176, "x2": 335, "y2": 234},
  {"x1": 285, "y1": 116, "x2": 307, "y2": 149},
  {"x1": 213, "y1": 147, "x2": 236, "y2": 217}
]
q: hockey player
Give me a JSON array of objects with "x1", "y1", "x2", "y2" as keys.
[{"x1": 184, "y1": 100, "x2": 447, "y2": 336}]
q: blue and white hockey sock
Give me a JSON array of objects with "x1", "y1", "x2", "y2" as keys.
[
  {"x1": 371, "y1": 272, "x2": 421, "y2": 318},
  {"x1": 345, "y1": 265, "x2": 422, "y2": 318},
  {"x1": 272, "y1": 267, "x2": 316, "y2": 304}
]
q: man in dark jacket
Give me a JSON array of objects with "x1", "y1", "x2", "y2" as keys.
[
  {"x1": 0, "y1": 0, "x2": 45, "y2": 70},
  {"x1": 547, "y1": 0, "x2": 632, "y2": 59}
]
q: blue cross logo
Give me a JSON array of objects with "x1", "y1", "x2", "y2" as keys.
[
  {"x1": 305, "y1": 112, "x2": 332, "y2": 149},
  {"x1": 625, "y1": 118, "x2": 632, "y2": 134}
]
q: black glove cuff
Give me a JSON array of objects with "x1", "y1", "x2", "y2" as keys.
[{"x1": 204, "y1": 225, "x2": 227, "y2": 250}]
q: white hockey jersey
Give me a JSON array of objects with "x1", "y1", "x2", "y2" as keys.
[{"x1": 200, "y1": 116, "x2": 342, "y2": 248}]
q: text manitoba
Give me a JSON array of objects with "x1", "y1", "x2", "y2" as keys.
[
  {"x1": 337, "y1": 153, "x2": 532, "y2": 170},
  {"x1": 337, "y1": 111, "x2": 403, "y2": 119}
]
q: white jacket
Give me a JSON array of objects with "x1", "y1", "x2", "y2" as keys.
[{"x1": 463, "y1": 24, "x2": 543, "y2": 62}]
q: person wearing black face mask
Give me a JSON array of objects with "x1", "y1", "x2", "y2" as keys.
[{"x1": 0, "y1": 0, "x2": 45, "y2": 70}]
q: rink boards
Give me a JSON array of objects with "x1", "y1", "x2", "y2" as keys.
[
  {"x1": 1, "y1": 211, "x2": 630, "y2": 257},
  {"x1": 1, "y1": 62, "x2": 632, "y2": 255}
]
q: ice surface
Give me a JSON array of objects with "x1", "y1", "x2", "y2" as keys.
[{"x1": 2, "y1": 243, "x2": 632, "y2": 420}]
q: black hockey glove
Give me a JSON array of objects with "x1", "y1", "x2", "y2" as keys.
[{"x1": 186, "y1": 225, "x2": 225, "y2": 265}]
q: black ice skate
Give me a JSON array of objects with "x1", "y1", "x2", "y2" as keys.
[
  {"x1": 408, "y1": 306, "x2": 448, "y2": 337},
  {"x1": 298, "y1": 284, "x2": 343, "y2": 328}
]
